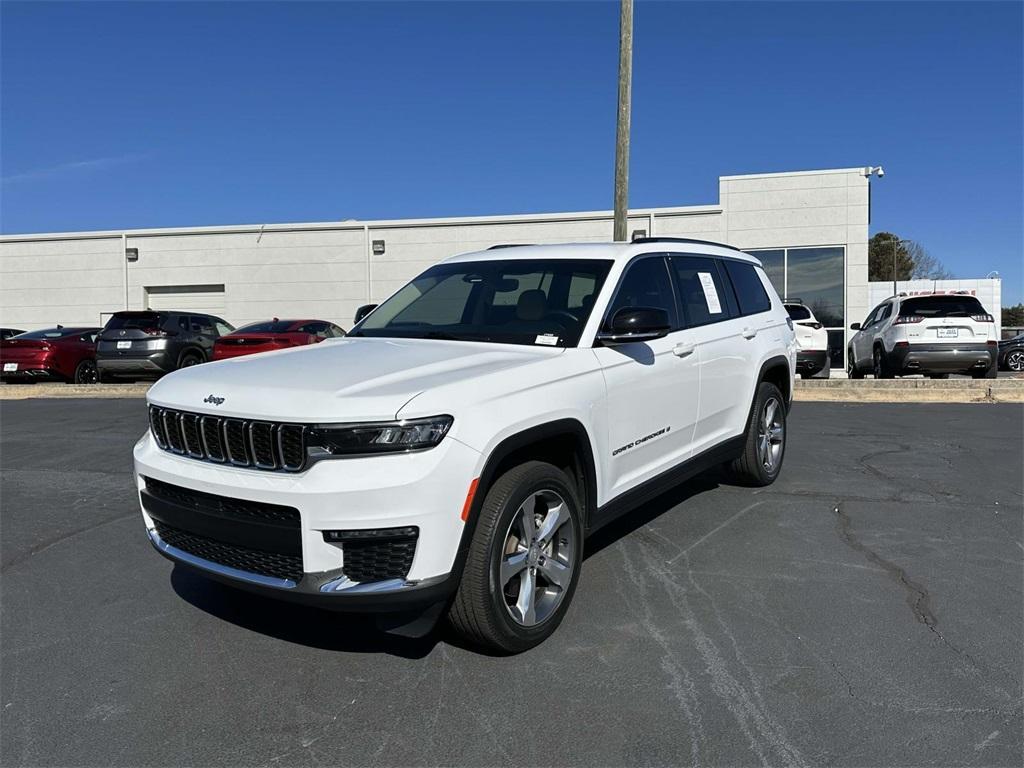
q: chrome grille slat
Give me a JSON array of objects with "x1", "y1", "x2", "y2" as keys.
[{"x1": 148, "y1": 406, "x2": 305, "y2": 472}]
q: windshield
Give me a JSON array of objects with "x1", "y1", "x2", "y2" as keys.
[
  {"x1": 785, "y1": 304, "x2": 812, "y2": 321},
  {"x1": 352, "y1": 259, "x2": 613, "y2": 347},
  {"x1": 898, "y1": 296, "x2": 985, "y2": 318},
  {"x1": 237, "y1": 320, "x2": 297, "y2": 333}
]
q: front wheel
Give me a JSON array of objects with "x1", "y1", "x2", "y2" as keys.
[
  {"x1": 448, "y1": 461, "x2": 583, "y2": 654},
  {"x1": 1005, "y1": 350, "x2": 1024, "y2": 372},
  {"x1": 847, "y1": 348, "x2": 865, "y2": 379},
  {"x1": 725, "y1": 381, "x2": 787, "y2": 487}
]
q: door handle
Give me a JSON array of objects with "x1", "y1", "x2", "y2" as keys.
[
  {"x1": 673, "y1": 342, "x2": 695, "y2": 357},
  {"x1": 741, "y1": 327, "x2": 757, "y2": 339}
]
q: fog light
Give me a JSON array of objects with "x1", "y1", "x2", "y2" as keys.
[{"x1": 323, "y1": 526, "x2": 418, "y2": 542}]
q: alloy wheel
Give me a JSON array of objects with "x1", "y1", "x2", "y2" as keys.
[
  {"x1": 499, "y1": 489, "x2": 575, "y2": 627},
  {"x1": 873, "y1": 349, "x2": 883, "y2": 378},
  {"x1": 756, "y1": 397, "x2": 784, "y2": 472},
  {"x1": 1007, "y1": 350, "x2": 1024, "y2": 372},
  {"x1": 76, "y1": 360, "x2": 98, "y2": 384}
]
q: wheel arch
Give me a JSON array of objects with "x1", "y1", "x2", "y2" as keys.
[
  {"x1": 176, "y1": 345, "x2": 206, "y2": 367},
  {"x1": 756, "y1": 354, "x2": 792, "y2": 409},
  {"x1": 449, "y1": 419, "x2": 598, "y2": 583}
]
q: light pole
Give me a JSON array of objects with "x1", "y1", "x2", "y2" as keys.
[
  {"x1": 612, "y1": 0, "x2": 633, "y2": 242},
  {"x1": 891, "y1": 237, "x2": 912, "y2": 296}
]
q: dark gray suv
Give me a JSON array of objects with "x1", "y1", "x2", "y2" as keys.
[{"x1": 96, "y1": 311, "x2": 233, "y2": 380}]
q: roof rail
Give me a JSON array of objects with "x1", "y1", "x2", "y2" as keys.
[
  {"x1": 783, "y1": 297, "x2": 804, "y2": 304},
  {"x1": 630, "y1": 236, "x2": 737, "y2": 250},
  {"x1": 487, "y1": 243, "x2": 534, "y2": 250}
]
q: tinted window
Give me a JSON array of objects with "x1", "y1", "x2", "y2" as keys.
[
  {"x1": 723, "y1": 261, "x2": 771, "y2": 315},
  {"x1": 105, "y1": 312, "x2": 164, "y2": 333},
  {"x1": 191, "y1": 315, "x2": 214, "y2": 334},
  {"x1": 239, "y1": 320, "x2": 295, "y2": 333},
  {"x1": 786, "y1": 247, "x2": 844, "y2": 327},
  {"x1": 785, "y1": 304, "x2": 812, "y2": 321},
  {"x1": 353, "y1": 259, "x2": 613, "y2": 347},
  {"x1": 876, "y1": 303, "x2": 893, "y2": 324},
  {"x1": 670, "y1": 255, "x2": 733, "y2": 327},
  {"x1": 898, "y1": 296, "x2": 986, "y2": 318},
  {"x1": 606, "y1": 256, "x2": 678, "y2": 329}
]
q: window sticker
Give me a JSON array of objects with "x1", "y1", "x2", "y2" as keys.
[
  {"x1": 698, "y1": 272, "x2": 723, "y2": 314},
  {"x1": 535, "y1": 334, "x2": 559, "y2": 346}
]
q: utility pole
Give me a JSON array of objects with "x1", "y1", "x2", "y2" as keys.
[{"x1": 613, "y1": 0, "x2": 633, "y2": 242}]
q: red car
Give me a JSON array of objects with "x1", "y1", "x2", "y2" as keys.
[
  {"x1": 1, "y1": 326, "x2": 102, "y2": 384},
  {"x1": 212, "y1": 319, "x2": 346, "y2": 361}
]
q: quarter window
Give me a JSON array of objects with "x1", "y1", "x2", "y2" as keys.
[
  {"x1": 723, "y1": 261, "x2": 771, "y2": 316},
  {"x1": 606, "y1": 257, "x2": 678, "y2": 329}
]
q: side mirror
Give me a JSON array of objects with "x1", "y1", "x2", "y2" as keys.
[
  {"x1": 597, "y1": 307, "x2": 671, "y2": 345},
  {"x1": 849, "y1": 323, "x2": 861, "y2": 331},
  {"x1": 354, "y1": 304, "x2": 378, "y2": 324}
]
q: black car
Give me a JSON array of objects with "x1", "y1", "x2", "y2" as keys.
[
  {"x1": 1, "y1": 328, "x2": 26, "y2": 340},
  {"x1": 998, "y1": 333, "x2": 1024, "y2": 372},
  {"x1": 96, "y1": 311, "x2": 234, "y2": 380}
]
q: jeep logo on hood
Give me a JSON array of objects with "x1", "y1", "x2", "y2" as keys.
[{"x1": 203, "y1": 395, "x2": 225, "y2": 406}]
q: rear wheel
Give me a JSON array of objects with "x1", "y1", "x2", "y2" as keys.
[
  {"x1": 448, "y1": 461, "x2": 583, "y2": 654},
  {"x1": 73, "y1": 359, "x2": 98, "y2": 384},
  {"x1": 177, "y1": 351, "x2": 203, "y2": 370},
  {"x1": 972, "y1": 364, "x2": 997, "y2": 379},
  {"x1": 873, "y1": 347, "x2": 894, "y2": 379},
  {"x1": 726, "y1": 381, "x2": 786, "y2": 487},
  {"x1": 847, "y1": 348, "x2": 865, "y2": 379}
]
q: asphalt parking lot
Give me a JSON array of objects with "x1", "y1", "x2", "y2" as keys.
[{"x1": 1, "y1": 400, "x2": 1021, "y2": 767}]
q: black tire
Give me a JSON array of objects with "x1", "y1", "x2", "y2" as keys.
[
  {"x1": 73, "y1": 359, "x2": 99, "y2": 384},
  {"x1": 177, "y1": 351, "x2": 203, "y2": 370},
  {"x1": 972, "y1": 364, "x2": 997, "y2": 380},
  {"x1": 847, "y1": 348, "x2": 865, "y2": 379},
  {"x1": 447, "y1": 461, "x2": 583, "y2": 654},
  {"x1": 873, "y1": 346, "x2": 894, "y2": 379},
  {"x1": 799, "y1": 372, "x2": 810, "y2": 379},
  {"x1": 726, "y1": 381, "x2": 787, "y2": 487},
  {"x1": 928, "y1": 373, "x2": 949, "y2": 380}
]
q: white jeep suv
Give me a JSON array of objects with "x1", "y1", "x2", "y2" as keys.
[
  {"x1": 848, "y1": 292, "x2": 998, "y2": 379},
  {"x1": 134, "y1": 239, "x2": 796, "y2": 652},
  {"x1": 784, "y1": 301, "x2": 830, "y2": 378}
]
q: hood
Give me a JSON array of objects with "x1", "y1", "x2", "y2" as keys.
[{"x1": 147, "y1": 336, "x2": 562, "y2": 422}]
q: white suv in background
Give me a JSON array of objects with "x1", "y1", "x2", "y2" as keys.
[
  {"x1": 134, "y1": 239, "x2": 796, "y2": 653},
  {"x1": 784, "y1": 301, "x2": 830, "y2": 378},
  {"x1": 848, "y1": 292, "x2": 998, "y2": 379}
]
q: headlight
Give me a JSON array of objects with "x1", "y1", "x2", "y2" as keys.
[{"x1": 308, "y1": 415, "x2": 453, "y2": 456}]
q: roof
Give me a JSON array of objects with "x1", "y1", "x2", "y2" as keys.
[{"x1": 443, "y1": 240, "x2": 758, "y2": 265}]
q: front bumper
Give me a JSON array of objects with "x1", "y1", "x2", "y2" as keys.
[
  {"x1": 890, "y1": 343, "x2": 996, "y2": 374},
  {"x1": 795, "y1": 349, "x2": 828, "y2": 376},
  {"x1": 133, "y1": 429, "x2": 481, "y2": 611}
]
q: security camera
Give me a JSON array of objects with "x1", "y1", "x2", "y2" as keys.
[{"x1": 875, "y1": 166, "x2": 884, "y2": 178}]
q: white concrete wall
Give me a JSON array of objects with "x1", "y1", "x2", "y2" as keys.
[
  {"x1": 0, "y1": 168, "x2": 872, "y2": 336},
  {"x1": 720, "y1": 168, "x2": 871, "y2": 359}
]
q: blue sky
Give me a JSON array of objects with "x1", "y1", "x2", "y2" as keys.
[{"x1": 2, "y1": 1, "x2": 1022, "y2": 303}]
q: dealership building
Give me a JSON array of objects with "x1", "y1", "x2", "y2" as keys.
[{"x1": 1, "y1": 166, "x2": 884, "y2": 369}]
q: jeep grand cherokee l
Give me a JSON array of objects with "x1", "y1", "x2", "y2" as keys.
[{"x1": 134, "y1": 239, "x2": 796, "y2": 652}]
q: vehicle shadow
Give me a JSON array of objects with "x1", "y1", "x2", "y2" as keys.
[{"x1": 170, "y1": 469, "x2": 728, "y2": 657}]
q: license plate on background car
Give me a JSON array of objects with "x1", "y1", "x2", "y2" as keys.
[
  {"x1": 937, "y1": 328, "x2": 958, "y2": 338},
  {"x1": 3, "y1": 363, "x2": 17, "y2": 372},
  {"x1": 116, "y1": 340, "x2": 132, "y2": 349}
]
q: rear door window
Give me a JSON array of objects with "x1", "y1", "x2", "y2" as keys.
[
  {"x1": 722, "y1": 261, "x2": 772, "y2": 316},
  {"x1": 670, "y1": 255, "x2": 734, "y2": 328}
]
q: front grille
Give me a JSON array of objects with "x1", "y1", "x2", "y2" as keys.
[
  {"x1": 325, "y1": 528, "x2": 418, "y2": 583},
  {"x1": 154, "y1": 520, "x2": 303, "y2": 582},
  {"x1": 149, "y1": 406, "x2": 307, "y2": 472},
  {"x1": 144, "y1": 476, "x2": 300, "y2": 525}
]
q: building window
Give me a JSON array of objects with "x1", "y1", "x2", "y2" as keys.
[{"x1": 745, "y1": 246, "x2": 846, "y2": 370}]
